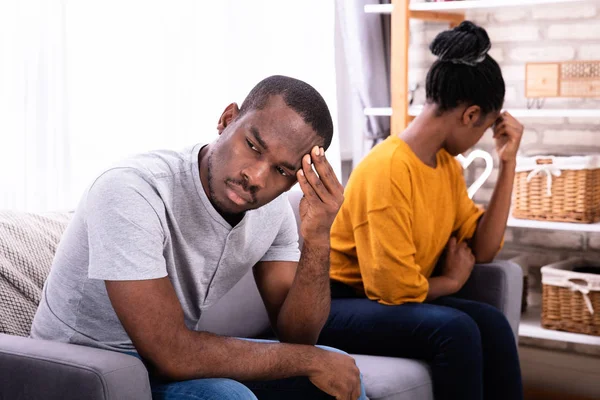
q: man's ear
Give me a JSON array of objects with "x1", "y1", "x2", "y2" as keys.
[
  {"x1": 461, "y1": 105, "x2": 481, "y2": 127},
  {"x1": 217, "y1": 103, "x2": 240, "y2": 135}
]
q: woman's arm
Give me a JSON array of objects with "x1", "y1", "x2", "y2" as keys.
[{"x1": 471, "y1": 111, "x2": 523, "y2": 262}]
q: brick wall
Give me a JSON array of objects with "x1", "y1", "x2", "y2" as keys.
[{"x1": 409, "y1": 4, "x2": 600, "y2": 263}]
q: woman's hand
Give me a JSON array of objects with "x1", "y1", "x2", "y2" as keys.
[{"x1": 493, "y1": 111, "x2": 524, "y2": 165}]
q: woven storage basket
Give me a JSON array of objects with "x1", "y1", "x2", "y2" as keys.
[
  {"x1": 513, "y1": 155, "x2": 600, "y2": 223},
  {"x1": 541, "y1": 258, "x2": 600, "y2": 336}
]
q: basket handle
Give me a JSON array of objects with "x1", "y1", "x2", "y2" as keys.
[{"x1": 565, "y1": 278, "x2": 595, "y2": 315}]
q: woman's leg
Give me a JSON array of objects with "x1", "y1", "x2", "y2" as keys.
[
  {"x1": 433, "y1": 296, "x2": 523, "y2": 400},
  {"x1": 319, "y1": 297, "x2": 484, "y2": 400}
]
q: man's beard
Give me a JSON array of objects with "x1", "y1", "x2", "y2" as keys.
[
  {"x1": 206, "y1": 151, "x2": 229, "y2": 216},
  {"x1": 206, "y1": 151, "x2": 258, "y2": 217}
]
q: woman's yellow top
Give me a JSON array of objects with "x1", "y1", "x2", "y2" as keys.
[{"x1": 330, "y1": 135, "x2": 484, "y2": 305}]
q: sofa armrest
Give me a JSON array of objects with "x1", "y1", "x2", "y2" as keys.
[
  {"x1": 0, "y1": 334, "x2": 151, "y2": 400},
  {"x1": 455, "y1": 261, "x2": 523, "y2": 337}
]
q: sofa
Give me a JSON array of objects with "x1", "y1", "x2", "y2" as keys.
[{"x1": 0, "y1": 190, "x2": 523, "y2": 400}]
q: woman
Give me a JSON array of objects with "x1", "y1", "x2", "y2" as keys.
[{"x1": 319, "y1": 21, "x2": 523, "y2": 400}]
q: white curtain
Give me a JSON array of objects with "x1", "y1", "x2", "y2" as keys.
[
  {"x1": 0, "y1": 0, "x2": 70, "y2": 211},
  {"x1": 1, "y1": 0, "x2": 340, "y2": 211},
  {"x1": 335, "y1": 0, "x2": 391, "y2": 168}
]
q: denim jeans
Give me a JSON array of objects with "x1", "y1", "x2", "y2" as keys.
[
  {"x1": 318, "y1": 283, "x2": 523, "y2": 400},
  {"x1": 126, "y1": 338, "x2": 368, "y2": 400}
]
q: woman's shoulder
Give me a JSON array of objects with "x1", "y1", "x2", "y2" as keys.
[
  {"x1": 343, "y1": 138, "x2": 412, "y2": 204},
  {"x1": 352, "y1": 137, "x2": 413, "y2": 184}
]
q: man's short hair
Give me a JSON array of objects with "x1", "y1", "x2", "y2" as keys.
[{"x1": 239, "y1": 75, "x2": 334, "y2": 150}]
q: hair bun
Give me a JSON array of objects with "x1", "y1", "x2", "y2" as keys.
[{"x1": 429, "y1": 21, "x2": 491, "y2": 66}]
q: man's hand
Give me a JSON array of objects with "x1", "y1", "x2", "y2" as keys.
[
  {"x1": 440, "y1": 237, "x2": 476, "y2": 292},
  {"x1": 493, "y1": 111, "x2": 524, "y2": 165},
  {"x1": 256, "y1": 147, "x2": 343, "y2": 346},
  {"x1": 296, "y1": 146, "x2": 344, "y2": 246},
  {"x1": 308, "y1": 348, "x2": 362, "y2": 400}
]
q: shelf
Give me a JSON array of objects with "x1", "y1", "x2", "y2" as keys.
[
  {"x1": 507, "y1": 217, "x2": 600, "y2": 233},
  {"x1": 364, "y1": 106, "x2": 600, "y2": 119},
  {"x1": 364, "y1": 106, "x2": 419, "y2": 116},
  {"x1": 519, "y1": 306, "x2": 600, "y2": 346},
  {"x1": 508, "y1": 109, "x2": 600, "y2": 118},
  {"x1": 365, "y1": 0, "x2": 591, "y2": 14}
]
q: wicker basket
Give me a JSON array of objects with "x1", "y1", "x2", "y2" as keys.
[
  {"x1": 513, "y1": 155, "x2": 600, "y2": 223},
  {"x1": 541, "y1": 258, "x2": 600, "y2": 336}
]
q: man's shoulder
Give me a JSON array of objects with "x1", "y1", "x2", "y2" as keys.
[
  {"x1": 89, "y1": 146, "x2": 199, "y2": 197},
  {"x1": 89, "y1": 166, "x2": 156, "y2": 199},
  {"x1": 110, "y1": 146, "x2": 198, "y2": 181}
]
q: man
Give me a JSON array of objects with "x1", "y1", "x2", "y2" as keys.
[{"x1": 31, "y1": 76, "x2": 366, "y2": 400}]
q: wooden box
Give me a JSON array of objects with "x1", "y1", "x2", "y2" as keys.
[{"x1": 526, "y1": 61, "x2": 600, "y2": 98}]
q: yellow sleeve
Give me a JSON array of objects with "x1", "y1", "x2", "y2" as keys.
[
  {"x1": 452, "y1": 162, "x2": 484, "y2": 243},
  {"x1": 354, "y1": 204, "x2": 429, "y2": 305}
]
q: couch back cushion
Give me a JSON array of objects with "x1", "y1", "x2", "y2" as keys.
[{"x1": 0, "y1": 212, "x2": 70, "y2": 336}]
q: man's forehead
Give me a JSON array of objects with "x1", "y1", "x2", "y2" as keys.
[
  {"x1": 245, "y1": 100, "x2": 321, "y2": 158},
  {"x1": 249, "y1": 121, "x2": 320, "y2": 169}
]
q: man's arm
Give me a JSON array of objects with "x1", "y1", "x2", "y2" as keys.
[
  {"x1": 253, "y1": 242, "x2": 330, "y2": 345},
  {"x1": 105, "y1": 277, "x2": 315, "y2": 381},
  {"x1": 105, "y1": 277, "x2": 360, "y2": 399},
  {"x1": 471, "y1": 111, "x2": 523, "y2": 263},
  {"x1": 253, "y1": 146, "x2": 343, "y2": 345}
]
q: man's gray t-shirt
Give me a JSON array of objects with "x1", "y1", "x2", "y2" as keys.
[{"x1": 30, "y1": 144, "x2": 301, "y2": 352}]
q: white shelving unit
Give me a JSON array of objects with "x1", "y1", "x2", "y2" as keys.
[
  {"x1": 363, "y1": 0, "x2": 600, "y2": 123},
  {"x1": 365, "y1": 0, "x2": 593, "y2": 14},
  {"x1": 520, "y1": 307, "x2": 600, "y2": 346},
  {"x1": 364, "y1": 106, "x2": 600, "y2": 119},
  {"x1": 508, "y1": 217, "x2": 600, "y2": 232}
]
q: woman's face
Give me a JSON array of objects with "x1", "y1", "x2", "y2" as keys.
[{"x1": 445, "y1": 109, "x2": 500, "y2": 156}]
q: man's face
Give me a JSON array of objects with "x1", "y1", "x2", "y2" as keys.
[{"x1": 207, "y1": 95, "x2": 322, "y2": 216}]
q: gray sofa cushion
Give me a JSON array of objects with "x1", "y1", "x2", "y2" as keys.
[{"x1": 354, "y1": 355, "x2": 433, "y2": 400}]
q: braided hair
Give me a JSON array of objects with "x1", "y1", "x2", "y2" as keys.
[{"x1": 426, "y1": 21, "x2": 505, "y2": 117}]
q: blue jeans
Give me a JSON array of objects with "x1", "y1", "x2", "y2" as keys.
[
  {"x1": 127, "y1": 339, "x2": 367, "y2": 400},
  {"x1": 319, "y1": 284, "x2": 523, "y2": 400}
]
